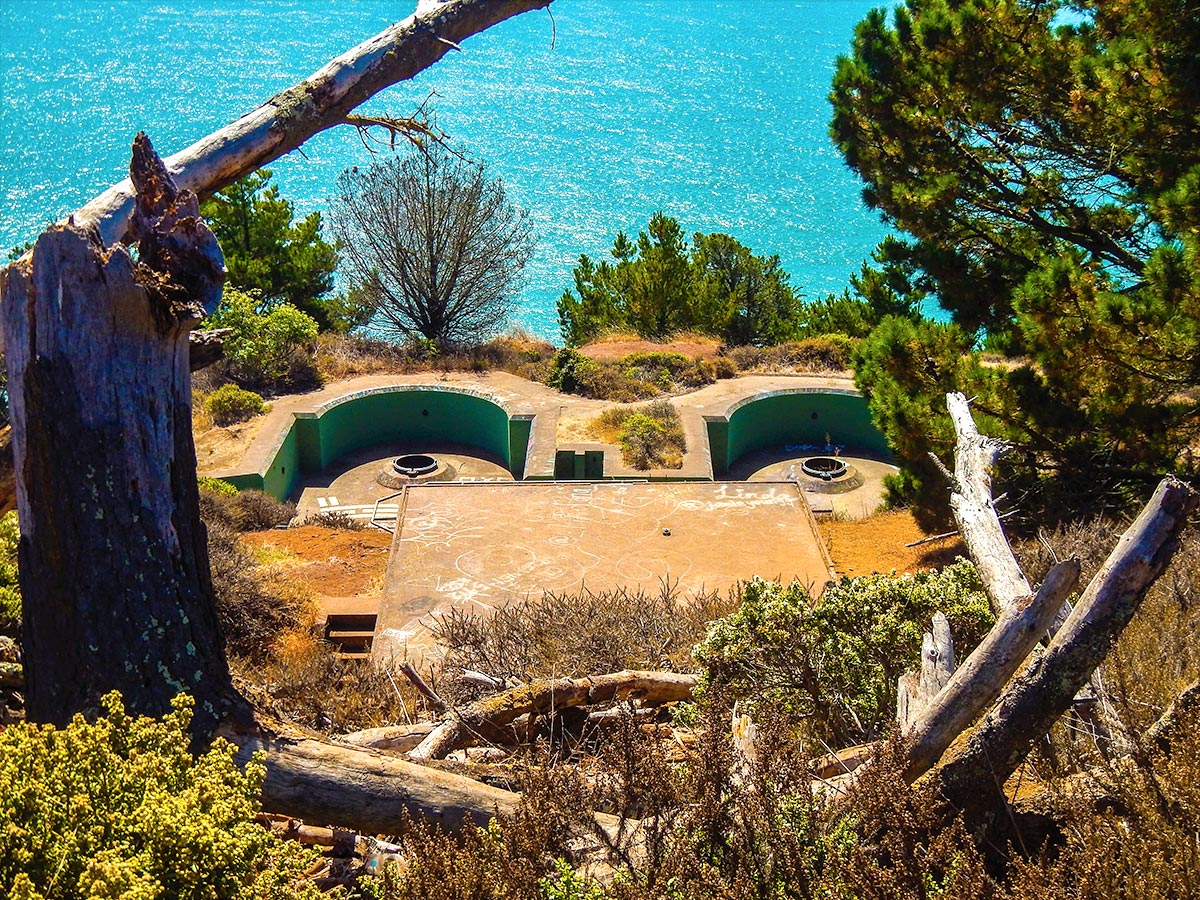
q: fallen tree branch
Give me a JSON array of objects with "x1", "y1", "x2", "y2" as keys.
[
  {"x1": 902, "y1": 558, "x2": 1080, "y2": 780},
  {"x1": 225, "y1": 720, "x2": 637, "y2": 843},
  {"x1": 399, "y1": 661, "x2": 447, "y2": 714},
  {"x1": 410, "y1": 670, "x2": 698, "y2": 761},
  {"x1": 228, "y1": 725, "x2": 521, "y2": 832},
  {"x1": 943, "y1": 392, "x2": 1032, "y2": 616},
  {"x1": 336, "y1": 721, "x2": 439, "y2": 753},
  {"x1": 926, "y1": 476, "x2": 1196, "y2": 821}
]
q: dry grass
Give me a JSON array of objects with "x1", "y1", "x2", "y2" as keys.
[
  {"x1": 726, "y1": 335, "x2": 856, "y2": 374},
  {"x1": 233, "y1": 628, "x2": 418, "y2": 733},
  {"x1": 429, "y1": 582, "x2": 736, "y2": 703},
  {"x1": 313, "y1": 330, "x2": 556, "y2": 383}
]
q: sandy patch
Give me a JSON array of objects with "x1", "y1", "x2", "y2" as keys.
[
  {"x1": 195, "y1": 417, "x2": 271, "y2": 474},
  {"x1": 579, "y1": 336, "x2": 723, "y2": 362}
]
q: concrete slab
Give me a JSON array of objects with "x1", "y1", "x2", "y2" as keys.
[
  {"x1": 373, "y1": 481, "x2": 833, "y2": 662},
  {"x1": 291, "y1": 441, "x2": 513, "y2": 522},
  {"x1": 730, "y1": 449, "x2": 899, "y2": 520}
]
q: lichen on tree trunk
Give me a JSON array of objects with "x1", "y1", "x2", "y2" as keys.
[{"x1": 0, "y1": 134, "x2": 248, "y2": 740}]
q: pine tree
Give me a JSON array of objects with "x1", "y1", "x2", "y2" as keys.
[{"x1": 833, "y1": 0, "x2": 1200, "y2": 525}]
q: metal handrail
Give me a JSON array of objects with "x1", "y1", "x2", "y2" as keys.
[{"x1": 368, "y1": 489, "x2": 405, "y2": 534}]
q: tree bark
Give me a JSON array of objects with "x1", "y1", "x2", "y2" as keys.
[
  {"x1": 410, "y1": 670, "x2": 698, "y2": 761},
  {"x1": 0, "y1": 134, "x2": 247, "y2": 740},
  {"x1": 896, "y1": 611, "x2": 954, "y2": 729},
  {"x1": 926, "y1": 476, "x2": 1196, "y2": 820}
]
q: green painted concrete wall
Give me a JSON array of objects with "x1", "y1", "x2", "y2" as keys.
[
  {"x1": 713, "y1": 389, "x2": 889, "y2": 476},
  {"x1": 234, "y1": 387, "x2": 528, "y2": 500},
  {"x1": 261, "y1": 424, "x2": 302, "y2": 499},
  {"x1": 311, "y1": 389, "x2": 511, "y2": 471}
]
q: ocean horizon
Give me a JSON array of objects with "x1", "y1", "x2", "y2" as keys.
[{"x1": 1, "y1": 0, "x2": 894, "y2": 341}]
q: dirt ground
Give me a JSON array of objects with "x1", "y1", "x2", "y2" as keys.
[
  {"x1": 195, "y1": 417, "x2": 271, "y2": 475},
  {"x1": 578, "y1": 335, "x2": 723, "y2": 361},
  {"x1": 241, "y1": 526, "x2": 393, "y2": 598},
  {"x1": 821, "y1": 510, "x2": 965, "y2": 578}
]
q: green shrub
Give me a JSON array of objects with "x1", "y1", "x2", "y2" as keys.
[
  {"x1": 301, "y1": 510, "x2": 366, "y2": 531},
  {"x1": 545, "y1": 348, "x2": 598, "y2": 395},
  {"x1": 203, "y1": 384, "x2": 269, "y2": 427},
  {"x1": 199, "y1": 487, "x2": 295, "y2": 533},
  {"x1": 0, "y1": 511, "x2": 19, "y2": 633},
  {"x1": 614, "y1": 401, "x2": 686, "y2": 470},
  {"x1": 726, "y1": 336, "x2": 856, "y2": 373},
  {"x1": 197, "y1": 476, "x2": 238, "y2": 497},
  {"x1": 713, "y1": 355, "x2": 737, "y2": 379},
  {"x1": 0, "y1": 692, "x2": 324, "y2": 900},
  {"x1": 617, "y1": 414, "x2": 665, "y2": 471},
  {"x1": 694, "y1": 560, "x2": 994, "y2": 746},
  {"x1": 207, "y1": 287, "x2": 321, "y2": 392}
]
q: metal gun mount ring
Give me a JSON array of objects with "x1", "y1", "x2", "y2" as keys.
[
  {"x1": 801, "y1": 456, "x2": 848, "y2": 481},
  {"x1": 393, "y1": 454, "x2": 439, "y2": 477}
]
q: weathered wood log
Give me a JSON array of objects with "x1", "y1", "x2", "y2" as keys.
[
  {"x1": 901, "y1": 558, "x2": 1080, "y2": 780},
  {"x1": 926, "y1": 476, "x2": 1196, "y2": 820},
  {"x1": 896, "y1": 612, "x2": 954, "y2": 729},
  {"x1": 231, "y1": 727, "x2": 522, "y2": 832},
  {"x1": 410, "y1": 670, "x2": 698, "y2": 761},
  {"x1": 337, "y1": 721, "x2": 439, "y2": 753},
  {"x1": 226, "y1": 723, "x2": 632, "y2": 838},
  {"x1": 399, "y1": 661, "x2": 447, "y2": 714},
  {"x1": 809, "y1": 743, "x2": 875, "y2": 781},
  {"x1": 942, "y1": 392, "x2": 1032, "y2": 616},
  {"x1": 61, "y1": 0, "x2": 552, "y2": 252}
]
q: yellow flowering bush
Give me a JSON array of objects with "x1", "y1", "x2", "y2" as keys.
[{"x1": 0, "y1": 692, "x2": 325, "y2": 899}]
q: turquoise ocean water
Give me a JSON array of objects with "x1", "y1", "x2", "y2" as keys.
[{"x1": 1, "y1": 0, "x2": 892, "y2": 341}]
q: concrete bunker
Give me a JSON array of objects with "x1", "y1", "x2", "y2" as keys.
[
  {"x1": 223, "y1": 386, "x2": 533, "y2": 499},
  {"x1": 704, "y1": 388, "x2": 890, "y2": 477}
]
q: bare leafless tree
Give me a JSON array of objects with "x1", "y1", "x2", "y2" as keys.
[{"x1": 332, "y1": 144, "x2": 533, "y2": 346}]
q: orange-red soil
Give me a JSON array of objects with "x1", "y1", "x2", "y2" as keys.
[
  {"x1": 241, "y1": 526, "x2": 392, "y2": 598},
  {"x1": 822, "y1": 510, "x2": 965, "y2": 578}
]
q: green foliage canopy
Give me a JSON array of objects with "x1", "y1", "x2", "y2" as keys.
[
  {"x1": 203, "y1": 384, "x2": 269, "y2": 427},
  {"x1": 200, "y1": 170, "x2": 362, "y2": 332},
  {"x1": 207, "y1": 287, "x2": 320, "y2": 391},
  {"x1": 832, "y1": 0, "x2": 1200, "y2": 525},
  {"x1": 557, "y1": 213, "x2": 805, "y2": 346},
  {"x1": 695, "y1": 561, "x2": 994, "y2": 747}
]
